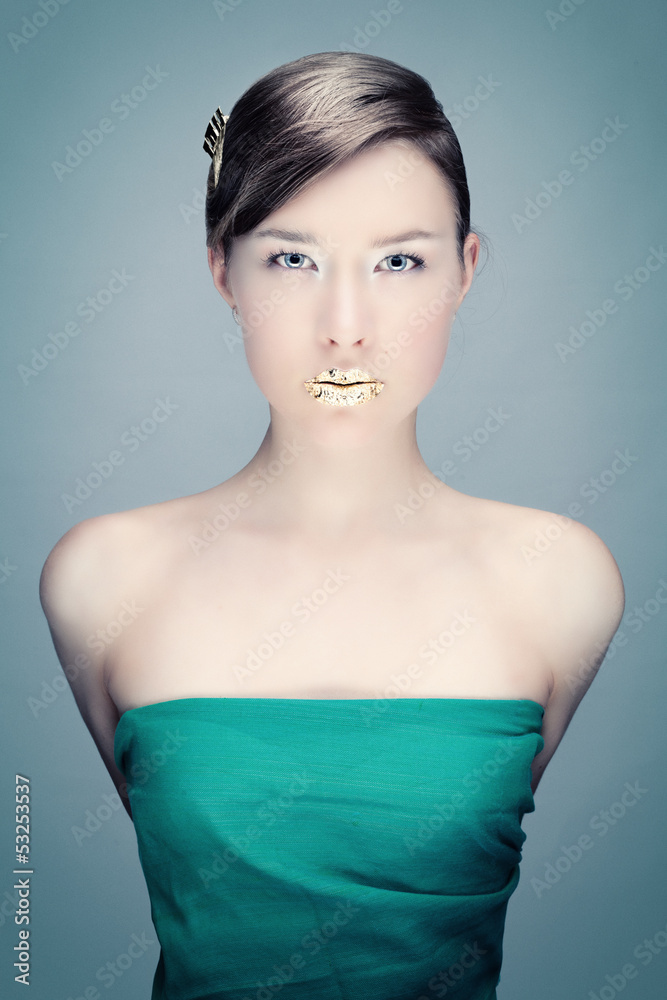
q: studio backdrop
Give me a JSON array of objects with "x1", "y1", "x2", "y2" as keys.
[{"x1": 2, "y1": 1, "x2": 666, "y2": 998}]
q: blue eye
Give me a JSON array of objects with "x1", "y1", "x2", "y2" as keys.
[
  {"x1": 261, "y1": 248, "x2": 427, "y2": 271},
  {"x1": 261, "y1": 248, "x2": 312, "y2": 269},
  {"x1": 380, "y1": 252, "x2": 426, "y2": 271}
]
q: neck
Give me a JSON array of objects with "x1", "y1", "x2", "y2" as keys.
[{"x1": 228, "y1": 408, "x2": 454, "y2": 545}]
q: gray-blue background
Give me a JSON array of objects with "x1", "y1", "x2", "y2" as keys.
[{"x1": 2, "y1": 0, "x2": 666, "y2": 997}]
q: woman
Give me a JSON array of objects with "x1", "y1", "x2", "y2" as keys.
[{"x1": 40, "y1": 51, "x2": 624, "y2": 1000}]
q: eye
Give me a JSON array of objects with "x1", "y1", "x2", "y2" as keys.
[
  {"x1": 261, "y1": 248, "x2": 314, "y2": 269},
  {"x1": 260, "y1": 248, "x2": 427, "y2": 272},
  {"x1": 378, "y1": 252, "x2": 426, "y2": 272}
]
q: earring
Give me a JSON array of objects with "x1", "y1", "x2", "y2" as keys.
[{"x1": 232, "y1": 306, "x2": 240, "y2": 325}]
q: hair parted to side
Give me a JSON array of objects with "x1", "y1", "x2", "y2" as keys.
[{"x1": 205, "y1": 51, "x2": 486, "y2": 272}]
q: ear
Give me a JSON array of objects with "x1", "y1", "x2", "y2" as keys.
[
  {"x1": 207, "y1": 246, "x2": 236, "y2": 310},
  {"x1": 456, "y1": 232, "x2": 480, "y2": 309}
]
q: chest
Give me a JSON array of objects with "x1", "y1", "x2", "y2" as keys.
[{"x1": 107, "y1": 534, "x2": 547, "y2": 709}]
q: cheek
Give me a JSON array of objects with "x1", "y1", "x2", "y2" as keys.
[
  {"x1": 237, "y1": 274, "x2": 305, "y2": 369},
  {"x1": 378, "y1": 319, "x2": 452, "y2": 397},
  {"x1": 413, "y1": 334, "x2": 451, "y2": 397},
  {"x1": 242, "y1": 324, "x2": 305, "y2": 407},
  {"x1": 243, "y1": 332, "x2": 282, "y2": 391},
  {"x1": 376, "y1": 273, "x2": 458, "y2": 366}
]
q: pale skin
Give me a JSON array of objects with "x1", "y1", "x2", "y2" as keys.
[{"x1": 39, "y1": 140, "x2": 625, "y2": 821}]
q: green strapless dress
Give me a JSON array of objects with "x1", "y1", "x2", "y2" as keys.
[{"x1": 114, "y1": 696, "x2": 544, "y2": 1000}]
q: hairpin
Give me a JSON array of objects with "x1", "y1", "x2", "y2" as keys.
[{"x1": 203, "y1": 108, "x2": 230, "y2": 188}]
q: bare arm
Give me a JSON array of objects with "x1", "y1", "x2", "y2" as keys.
[
  {"x1": 520, "y1": 517, "x2": 625, "y2": 795},
  {"x1": 39, "y1": 516, "x2": 134, "y2": 820}
]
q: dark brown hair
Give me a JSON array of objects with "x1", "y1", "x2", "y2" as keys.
[{"x1": 205, "y1": 51, "x2": 482, "y2": 271}]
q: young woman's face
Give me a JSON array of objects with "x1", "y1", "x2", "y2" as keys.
[{"x1": 209, "y1": 140, "x2": 479, "y2": 445}]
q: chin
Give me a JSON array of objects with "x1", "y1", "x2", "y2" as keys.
[
  {"x1": 265, "y1": 390, "x2": 381, "y2": 444},
  {"x1": 300, "y1": 394, "x2": 423, "y2": 451}
]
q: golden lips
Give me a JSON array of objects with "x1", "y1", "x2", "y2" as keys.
[{"x1": 303, "y1": 368, "x2": 384, "y2": 407}]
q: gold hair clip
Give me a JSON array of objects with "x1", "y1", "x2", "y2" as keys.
[{"x1": 203, "y1": 108, "x2": 229, "y2": 188}]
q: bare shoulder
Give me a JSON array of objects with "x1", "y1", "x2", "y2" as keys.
[
  {"x1": 41, "y1": 510, "x2": 137, "y2": 618},
  {"x1": 39, "y1": 498, "x2": 190, "y2": 818},
  {"x1": 40, "y1": 506, "x2": 158, "y2": 637},
  {"x1": 460, "y1": 495, "x2": 624, "y2": 646},
  {"x1": 39, "y1": 482, "x2": 233, "y2": 642},
  {"x1": 456, "y1": 494, "x2": 625, "y2": 793},
  {"x1": 508, "y1": 503, "x2": 625, "y2": 674}
]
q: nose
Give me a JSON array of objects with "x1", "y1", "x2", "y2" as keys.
[{"x1": 317, "y1": 267, "x2": 374, "y2": 349}]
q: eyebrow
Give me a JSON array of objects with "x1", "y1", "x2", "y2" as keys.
[{"x1": 252, "y1": 227, "x2": 443, "y2": 248}]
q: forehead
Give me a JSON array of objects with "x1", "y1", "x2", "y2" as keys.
[{"x1": 249, "y1": 141, "x2": 457, "y2": 244}]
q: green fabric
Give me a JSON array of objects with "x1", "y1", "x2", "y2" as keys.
[{"x1": 114, "y1": 696, "x2": 544, "y2": 1000}]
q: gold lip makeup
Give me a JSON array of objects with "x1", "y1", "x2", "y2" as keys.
[{"x1": 303, "y1": 368, "x2": 384, "y2": 407}]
